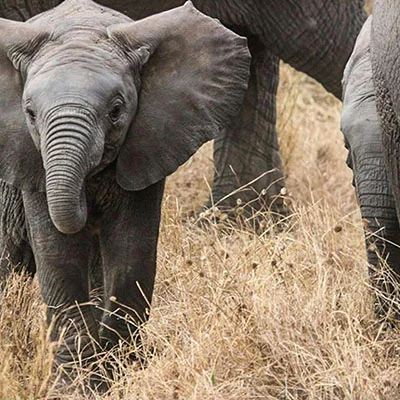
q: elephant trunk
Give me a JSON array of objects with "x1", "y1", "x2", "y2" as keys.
[{"x1": 44, "y1": 111, "x2": 94, "y2": 234}]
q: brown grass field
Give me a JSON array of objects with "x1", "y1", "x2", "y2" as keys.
[{"x1": 5, "y1": 2, "x2": 400, "y2": 399}]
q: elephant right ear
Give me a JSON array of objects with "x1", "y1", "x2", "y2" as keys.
[
  {"x1": 109, "y1": 2, "x2": 251, "y2": 191},
  {"x1": 0, "y1": 19, "x2": 48, "y2": 191}
]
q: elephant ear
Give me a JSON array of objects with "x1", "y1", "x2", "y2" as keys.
[
  {"x1": 0, "y1": 19, "x2": 48, "y2": 191},
  {"x1": 108, "y1": 1, "x2": 250, "y2": 191}
]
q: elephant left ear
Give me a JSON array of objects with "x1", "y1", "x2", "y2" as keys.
[
  {"x1": 108, "y1": 1, "x2": 250, "y2": 191},
  {"x1": 0, "y1": 19, "x2": 49, "y2": 191}
]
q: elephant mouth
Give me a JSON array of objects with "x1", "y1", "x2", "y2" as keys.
[{"x1": 87, "y1": 143, "x2": 118, "y2": 179}]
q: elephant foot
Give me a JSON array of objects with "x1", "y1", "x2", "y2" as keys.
[
  {"x1": 51, "y1": 366, "x2": 111, "y2": 398},
  {"x1": 87, "y1": 364, "x2": 113, "y2": 395},
  {"x1": 52, "y1": 346, "x2": 112, "y2": 397},
  {"x1": 49, "y1": 305, "x2": 107, "y2": 394},
  {"x1": 99, "y1": 335, "x2": 148, "y2": 366},
  {"x1": 99, "y1": 313, "x2": 152, "y2": 370}
]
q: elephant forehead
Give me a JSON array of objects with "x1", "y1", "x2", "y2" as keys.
[
  {"x1": 31, "y1": 38, "x2": 129, "y2": 75},
  {"x1": 23, "y1": 0, "x2": 135, "y2": 72},
  {"x1": 25, "y1": 64, "x2": 127, "y2": 103}
]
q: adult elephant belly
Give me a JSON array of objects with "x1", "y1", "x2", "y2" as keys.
[{"x1": 194, "y1": 0, "x2": 366, "y2": 99}]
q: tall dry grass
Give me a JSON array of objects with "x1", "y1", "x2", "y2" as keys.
[{"x1": 3, "y1": 12, "x2": 400, "y2": 400}]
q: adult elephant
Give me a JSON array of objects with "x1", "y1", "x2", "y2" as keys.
[
  {"x1": 342, "y1": 6, "x2": 400, "y2": 319},
  {"x1": 1, "y1": 0, "x2": 367, "y2": 216}
]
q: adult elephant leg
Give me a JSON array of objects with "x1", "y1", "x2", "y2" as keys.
[
  {"x1": 0, "y1": 181, "x2": 35, "y2": 285},
  {"x1": 211, "y1": 39, "x2": 285, "y2": 216},
  {"x1": 342, "y1": 17, "x2": 400, "y2": 318},
  {"x1": 98, "y1": 179, "x2": 164, "y2": 356},
  {"x1": 22, "y1": 191, "x2": 100, "y2": 378}
]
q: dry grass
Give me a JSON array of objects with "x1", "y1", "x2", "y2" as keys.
[
  {"x1": 366, "y1": 0, "x2": 373, "y2": 14},
  {"x1": 3, "y1": 27, "x2": 400, "y2": 400}
]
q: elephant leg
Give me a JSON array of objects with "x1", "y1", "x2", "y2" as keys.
[
  {"x1": 342, "y1": 17, "x2": 400, "y2": 319},
  {"x1": 0, "y1": 181, "x2": 35, "y2": 285},
  {"x1": 98, "y1": 179, "x2": 165, "y2": 355},
  {"x1": 346, "y1": 138, "x2": 400, "y2": 318},
  {"x1": 22, "y1": 191, "x2": 100, "y2": 374},
  {"x1": 211, "y1": 38, "x2": 285, "y2": 216}
]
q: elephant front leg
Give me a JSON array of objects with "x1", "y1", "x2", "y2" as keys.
[
  {"x1": 98, "y1": 180, "x2": 164, "y2": 356},
  {"x1": 342, "y1": 17, "x2": 400, "y2": 319},
  {"x1": 22, "y1": 191, "x2": 100, "y2": 376},
  {"x1": 211, "y1": 39, "x2": 286, "y2": 218},
  {"x1": 0, "y1": 181, "x2": 36, "y2": 284}
]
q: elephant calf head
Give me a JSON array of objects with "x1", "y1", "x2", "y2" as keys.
[{"x1": 0, "y1": 0, "x2": 250, "y2": 234}]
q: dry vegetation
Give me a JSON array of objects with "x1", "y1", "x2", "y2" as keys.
[
  {"x1": 4, "y1": 4, "x2": 400, "y2": 398},
  {"x1": 366, "y1": 0, "x2": 373, "y2": 14}
]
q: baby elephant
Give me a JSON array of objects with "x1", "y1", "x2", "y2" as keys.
[{"x1": 0, "y1": 0, "x2": 250, "y2": 386}]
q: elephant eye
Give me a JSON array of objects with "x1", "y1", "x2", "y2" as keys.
[
  {"x1": 25, "y1": 106, "x2": 37, "y2": 123},
  {"x1": 109, "y1": 101, "x2": 124, "y2": 123}
]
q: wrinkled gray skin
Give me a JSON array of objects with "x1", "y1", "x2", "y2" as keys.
[
  {"x1": 0, "y1": 0, "x2": 250, "y2": 386},
  {"x1": 0, "y1": 0, "x2": 367, "y2": 217},
  {"x1": 372, "y1": 1, "x2": 400, "y2": 316},
  {"x1": 342, "y1": 11, "x2": 400, "y2": 319}
]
